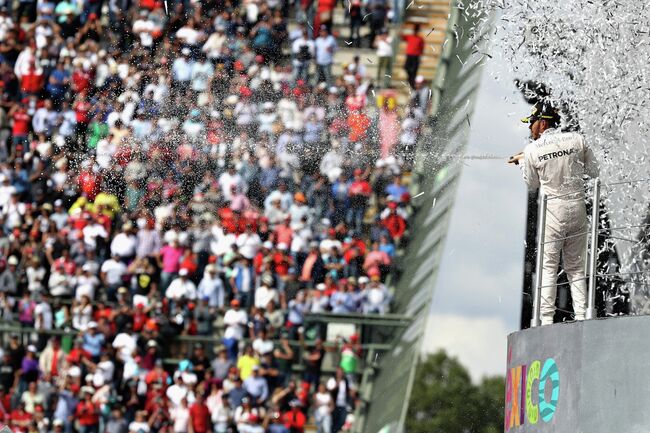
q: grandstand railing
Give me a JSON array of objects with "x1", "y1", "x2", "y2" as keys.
[
  {"x1": 0, "y1": 324, "x2": 391, "y2": 377},
  {"x1": 531, "y1": 177, "x2": 650, "y2": 327}
]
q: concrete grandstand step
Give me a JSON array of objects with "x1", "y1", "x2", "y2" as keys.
[{"x1": 390, "y1": 0, "x2": 450, "y2": 98}]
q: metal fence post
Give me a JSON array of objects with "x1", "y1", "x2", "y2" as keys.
[
  {"x1": 531, "y1": 194, "x2": 547, "y2": 328},
  {"x1": 586, "y1": 178, "x2": 601, "y2": 319}
]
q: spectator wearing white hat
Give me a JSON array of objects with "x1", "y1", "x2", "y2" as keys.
[
  {"x1": 236, "y1": 224, "x2": 262, "y2": 260},
  {"x1": 100, "y1": 253, "x2": 127, "y2": 302},
  {"x1": 197, "y1": 264, "x2": 225, "y2": 309},
  {"x1": 110, "y1": 222, "x2": 137, "y2": 263},
  {"x1": 0, "y1": 256, "x2": 17, "y2": 293},
  {"x1": 230, "y1": 257, "x2": 255, "y2": 309},
  {"x1": 308, "y1": 283, "x2": 330, "y2": 313},
  {"x1": 50, "y1": 199, "x2": 69, "y2": 230},
  {"x1": 254, "y1": 274, "x2": 278, "y2": 310},
  {"x1": 166, "y1": 268, "x2": 197, "y2": 303},
  {"x1": 172, "y1": 48, "x2": 193, "y2": 93},
  {"x1": 223, "y1": 299, "x2": 248, "y2": 360},
  {"x1": 74, "y1": 264, "x2": 101, "y2": 301},
  {"x1": 81, "y1": 322, "x2": 104, "y2": 361}
]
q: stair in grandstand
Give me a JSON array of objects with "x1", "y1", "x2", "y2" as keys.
[{"x1": 391, "y1": 0, "x2": 450, "y2": 93}]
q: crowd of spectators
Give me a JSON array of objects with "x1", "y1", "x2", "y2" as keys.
[{"x1": 0, "y1": 0, "x2": 431, "y2": 431}]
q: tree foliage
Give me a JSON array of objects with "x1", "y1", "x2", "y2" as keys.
[{"x1": 406, "y1": 350, "x2": 505, "y2": 433}]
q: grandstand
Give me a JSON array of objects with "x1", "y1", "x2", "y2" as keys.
[{"x1": 0, "y1": 0, "x2": 489, "y2": 433}]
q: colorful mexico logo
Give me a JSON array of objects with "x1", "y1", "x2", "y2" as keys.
[{"x1": 504, "y1": 356, "x2": 560, "y2": 431}]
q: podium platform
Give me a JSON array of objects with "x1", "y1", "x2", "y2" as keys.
[{"x1": 505, "y1": 315, "x2": 650, "y2": 432}]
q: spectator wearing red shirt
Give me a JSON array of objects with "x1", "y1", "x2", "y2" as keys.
[
  {"x1": 189, "y1": 393, "x2": 211, "y2": 433},
  {"x1": 402, "y1": 24, "x2": 425, "y2": 87},
  {"x1": 19, "y1": 60, "x2": 44, "y2": 96},
  {"x1": 73, "y1": 96, "x2": 92, "y2": 148},
  {"x1": 381, "y1": 202, "x2": 407, "y2": 244},
  {"x1": 75, "y1": 388, "x2": 100, "y2": 433},
  {"x1": 9, "y1": 104, "x2": 30, "y2": 156},
  {"x1": 347, "y1": 169, "x2": 371, "y2": 233},
  {"x1": 254, "y1": 242, "x2": 273, "y2": 274},
  {"x1": 78, "y1": 166, "x2": 102, "y2": 201},
  {"x1": 9, "y1": 401, "x2": 32, "y2": 433},
  {"x1": 282, "y1": 400, "x2": 306, "y2": 433},
  {"x1": 272, "y1": 216, "x2": 293, "y2": 247},
  {"x1": 272, "y1": 244, "x2": 293, "y2": 293},
  {"x1": 0, "y1": 387, "x2": 11, "y2": 422},
  {"x1": 66, "y1": 337, "x2": 91, "y2": 366},
  {"x1": 347, "y1": 109, "x2": 370, "y2": 143},
  {"x1": 71, "y1": 67, "x2": 92, "y2": 95}
]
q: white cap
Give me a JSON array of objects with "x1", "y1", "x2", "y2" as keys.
[
  {"x1": 68, "y1": 366, "x2": 81, "y2": 377},
  {"x1": 27, "y1": 345, "x2": 37, "y2": 353},
  {"x1": 179, "y1": 268, "x2": 189, "y2": 276},
  {"x1": 263, "y1": 241, "x2": 273, "y2": 249},
  {"x1": 87, "y1": 321, "x2": 98, "y2": 329},
  {"x1": 358, "y1": 276, "x2": 370, "y2": 284},
  {"x1": 277, "y1": 243, "x2": 288, "y2": 251},
  {"x1": 316, "y1": 283, "x2": 326, "y2": 291},
  {"x1": 181, "y1": 372, "x2": 197, "y2": 384},
  {"x1": 92, "y1": 374, "x2": 105, "y2": 387},
  {"x1": 225, "y1": 95, "x2": 239, "y2": 105},
  {"x1": 415, "y1": 75, "x2": 425, "y2": 83},
  {"x1": 181, "y1": 48, "x2": 190, "y2": 55},
  {"x1": 7, "y1": 256, "x2": 18, "y2": 266}
]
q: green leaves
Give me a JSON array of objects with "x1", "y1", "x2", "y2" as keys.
[{"x1": 406, "y1": 350, "x2": 505, "y2": 433}]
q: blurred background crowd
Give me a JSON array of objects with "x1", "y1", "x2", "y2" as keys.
[{"x1": 0, "y1": 0, "x2": 431, "y2": 430}]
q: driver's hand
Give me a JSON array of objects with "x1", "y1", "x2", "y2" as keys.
[{"x1": 508, "y1": 153, "x2": 524, "y2": 165}]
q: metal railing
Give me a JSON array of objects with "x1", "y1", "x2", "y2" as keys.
[
  {"x1": 531, "y1": 177, "x2": 650, "y2": 327},
  {"x1": 0, "y1": 324, "x2": 392, "y2": 376}
]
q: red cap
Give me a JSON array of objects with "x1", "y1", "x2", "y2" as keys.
[
  {"x1": 230, "y1": 299, "x2": 240, "y2": 307},
  {"x1": 388, "y1": 202, "x2": 398, "y2": 209},
  {"x1": 328, "y1": 228, "x2": 336, "y2": 236},
  {"x1": 240, "y1": 86, "x2": 252, "y2": 97},
  {"x1": 354, "y1": 168, "x2": 363, "y2": 176}
]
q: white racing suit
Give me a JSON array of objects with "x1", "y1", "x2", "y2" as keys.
[{"x1": 522, "y1": 129, "x2": 599, "y2": 325}]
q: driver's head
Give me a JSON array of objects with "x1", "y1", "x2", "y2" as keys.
[{"x1": 523, "y1": 102, "x2": 560, "y2": 140}]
